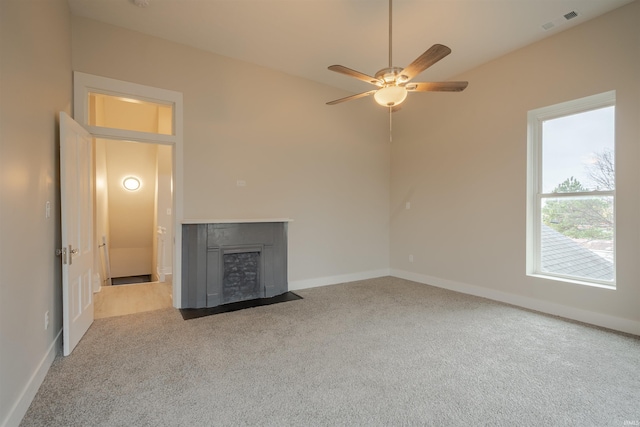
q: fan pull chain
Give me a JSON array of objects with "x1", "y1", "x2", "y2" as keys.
[{"x1": 389, "y1": 107, "x2": 393, "y2": 143}]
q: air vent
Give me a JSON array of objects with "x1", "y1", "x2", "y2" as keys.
[
  {"x1": 542, "y1": 22, "x2": 555, "y2": 30},
  {"x1": 541, "y1": 10, "x2": 579, "y2": 31}
]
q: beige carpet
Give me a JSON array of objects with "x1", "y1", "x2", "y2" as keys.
[{"x1": 21, "y1": 277, "x2": 640, "y2": 426}]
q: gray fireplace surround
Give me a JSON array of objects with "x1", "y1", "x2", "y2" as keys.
[{"x1": 181, "y1": 221, "x2": 288, "y2": 308}]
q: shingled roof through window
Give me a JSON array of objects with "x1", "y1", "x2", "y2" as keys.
[{"x1": 540, "y1": 225, "x2": 614, "y2": 281}]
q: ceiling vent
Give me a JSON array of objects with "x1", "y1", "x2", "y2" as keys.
[
  {"x1": 541, "y1": 10, "x2": 579, "y2": 31},
  {"x1": 132, "y1": 0, "x2": 150, "y2": 7}
]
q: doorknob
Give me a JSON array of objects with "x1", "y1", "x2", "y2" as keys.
[{"x1": 69, "y1": 244, "x2": 79, "y2": 264}]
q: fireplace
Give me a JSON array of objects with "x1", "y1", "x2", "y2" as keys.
[{"x1": 181, "y1": 221, "x2": 289, "y2": 308}]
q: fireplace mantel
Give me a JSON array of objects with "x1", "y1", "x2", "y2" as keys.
[
  {"x1": 181, "y1": 221, "x2": 289, "y2": 308},
  {"x1": 182, "y1": 218, "x2": 293, "y2": 224}
]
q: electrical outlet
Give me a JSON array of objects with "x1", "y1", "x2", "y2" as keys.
[
  {"x1": 45, "y1": 201, "x2": 51, "y2": 218},
  {"x1": 409, "y1": 254, "x2": 414, "y2": 262},
  {"x1": 405, "y1": 202, "x2": 411, "y2": 210},
  {"x1": 236, "y1": 180, "x2": 246, "y2": 187},
  {"x1": 44, "y1": 311, "x2": 49, "y2": 330}
]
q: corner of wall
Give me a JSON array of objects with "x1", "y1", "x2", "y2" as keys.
[
  {"x1": 289, "y1": 269, "x2": 391, "y2": 291},
  {"x1": 390, "y1": 269, "x2": 640, "y2": 336}
]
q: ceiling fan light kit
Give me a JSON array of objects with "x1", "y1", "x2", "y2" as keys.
[
  {"x1": 326, "y1": 0, "x2": 468, "y2": 108},
  {"x1": 374, "y1": 85, "x2": 407, "y2": 107}
]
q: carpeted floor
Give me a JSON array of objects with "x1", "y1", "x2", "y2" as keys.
[{"x1": 20, "y1": 277, "x2": 640, "y2": 426}]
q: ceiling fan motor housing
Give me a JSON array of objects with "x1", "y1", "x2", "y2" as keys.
[{"x1": 375, "y1": 67, "x2": 408, "y2": 86}]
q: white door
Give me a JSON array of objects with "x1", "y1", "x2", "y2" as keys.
[{"x1": 60, "y1": 112, "x2": 94, "y2": 356}]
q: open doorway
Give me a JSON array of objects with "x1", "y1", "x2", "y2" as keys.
[
  {"x1": 92, "y1": 136, "x2": 175, "y2": 317},
  {"x1": 94, "y1": 140, "x2": 175, "y2": 318},
  {"x1": 72, "y1": 74, "x2": 183, "y2": 320},
  {"x1": 95, "y1": 139, "x2": 173, "y2": 287}
]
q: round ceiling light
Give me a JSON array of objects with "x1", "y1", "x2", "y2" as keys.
[
  {"x1": 374, "y1": 86, "x2": 408, "y2": 107},
  {"x1": 123, "y1": 177, "x2": 141, "y2": 191}
]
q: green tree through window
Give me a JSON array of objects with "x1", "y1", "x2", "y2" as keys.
[{"x1": 542, "y1": 176, "x2": 613, "y2": 239}]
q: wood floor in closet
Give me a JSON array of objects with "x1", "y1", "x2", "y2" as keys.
[{"x1": 94, "y1": 282, "x2": 173, "y2": 319}]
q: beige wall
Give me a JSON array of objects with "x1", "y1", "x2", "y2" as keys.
[
  {"x1": 0, "y1": 0, "x2": 72, "y2": 424},
  {"x1": 71, "y1": 17, "x2": 392, "y2": 287},
  {"x1": 390, "y1": 2, "x2": 640, "y2": 331}
]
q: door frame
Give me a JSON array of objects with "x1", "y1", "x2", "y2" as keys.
[{"x1": 73, "y1": 71, "x2": 184, "y2": 307}]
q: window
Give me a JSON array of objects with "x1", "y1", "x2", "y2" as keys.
[
  {"x1": 88, "y1": 92, "x2": 174, "y2": 135},
  {"x1": 527, "y1": 91, "x2": 615, "y2": 287}
]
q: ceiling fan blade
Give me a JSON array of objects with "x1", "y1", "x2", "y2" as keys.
[
  {"x1": 400, "y1": 44, "x2": 452, "y2": 82},
  {"x1": 326, "y1": 90, "x2": 377, "y2": 105},
  {"x1": 405, "y1": 81, "x2": 468, "y2": 92},
  {"x1": 328, "y1": 65, "x2": 383, "y2": 87}
]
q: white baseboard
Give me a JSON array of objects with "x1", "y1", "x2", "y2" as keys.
[
  {"x1": 391, "y1": 269, "x2": 640, "y2": 336},
  {"x1": 289, "y1": 269, "x2": 391, "y2": 291},
  {"x1": 1, "y1": 330, "x2": 62, "y2": 427}
]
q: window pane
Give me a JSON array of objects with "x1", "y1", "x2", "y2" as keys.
[
  {"x1": 542, "y1": 106, "x2": 614, "y2": 193},
  {"x1": 88, "y1": 92, "x2": 173, "y2": 135},
  {"x1": 540, "y1": 196, "x2": 614, "y2": 282}
]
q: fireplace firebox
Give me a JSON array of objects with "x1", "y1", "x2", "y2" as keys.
[{"x1": 222, "y1": 248, "x2": 261, "y2": 303}]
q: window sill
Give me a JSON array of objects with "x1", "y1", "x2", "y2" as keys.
[{"x1": 527, "y1": 273, "x2": 616, "y2": 290}]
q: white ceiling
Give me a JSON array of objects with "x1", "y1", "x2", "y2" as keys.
[{"x1": 67, "y1": 0, "x2": 634, "y2": 94}]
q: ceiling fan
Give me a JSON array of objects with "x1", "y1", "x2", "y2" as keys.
[{"x1": 326, "y1": 0, "x2": 468, "y2": 108}]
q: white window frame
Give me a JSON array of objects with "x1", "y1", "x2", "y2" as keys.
[{"x1": 526, "y1": 91, "x2": 616, "y2": 288}]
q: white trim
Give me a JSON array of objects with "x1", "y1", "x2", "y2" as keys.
[
  {"x1": 73, "y1": 72, "x2": 181, "y2": 126},
  {"x1": 84, "y1": 126, "x2": 176, "y2": 144},
  {"x1": 539, "y1": 190, "x2": 615, "y2": 198},
  {"x1": 182, "y1": 218, "x2": 294, "y2": 224},
  {"x1": 73, "y1": 72, "x2": 184, "y2": 308},
  {"x1": 528, "y1": 91, "x2": 616, "y2": 121},
  {"x1": 1, "y1": 331, "x2": 62, "y2": 427},
  {"x1": 526, "y1": 90, "x2": 616, "y2": 286},
  {"x1": 528, "y1": 273, "x2": 615, "y2": 290},
  {"x1": 288, "y1": 269, "x2": 390, "y2": 291},
  {"x1": 391, "y1": 269, "x2": 640, "y2": 336}
]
